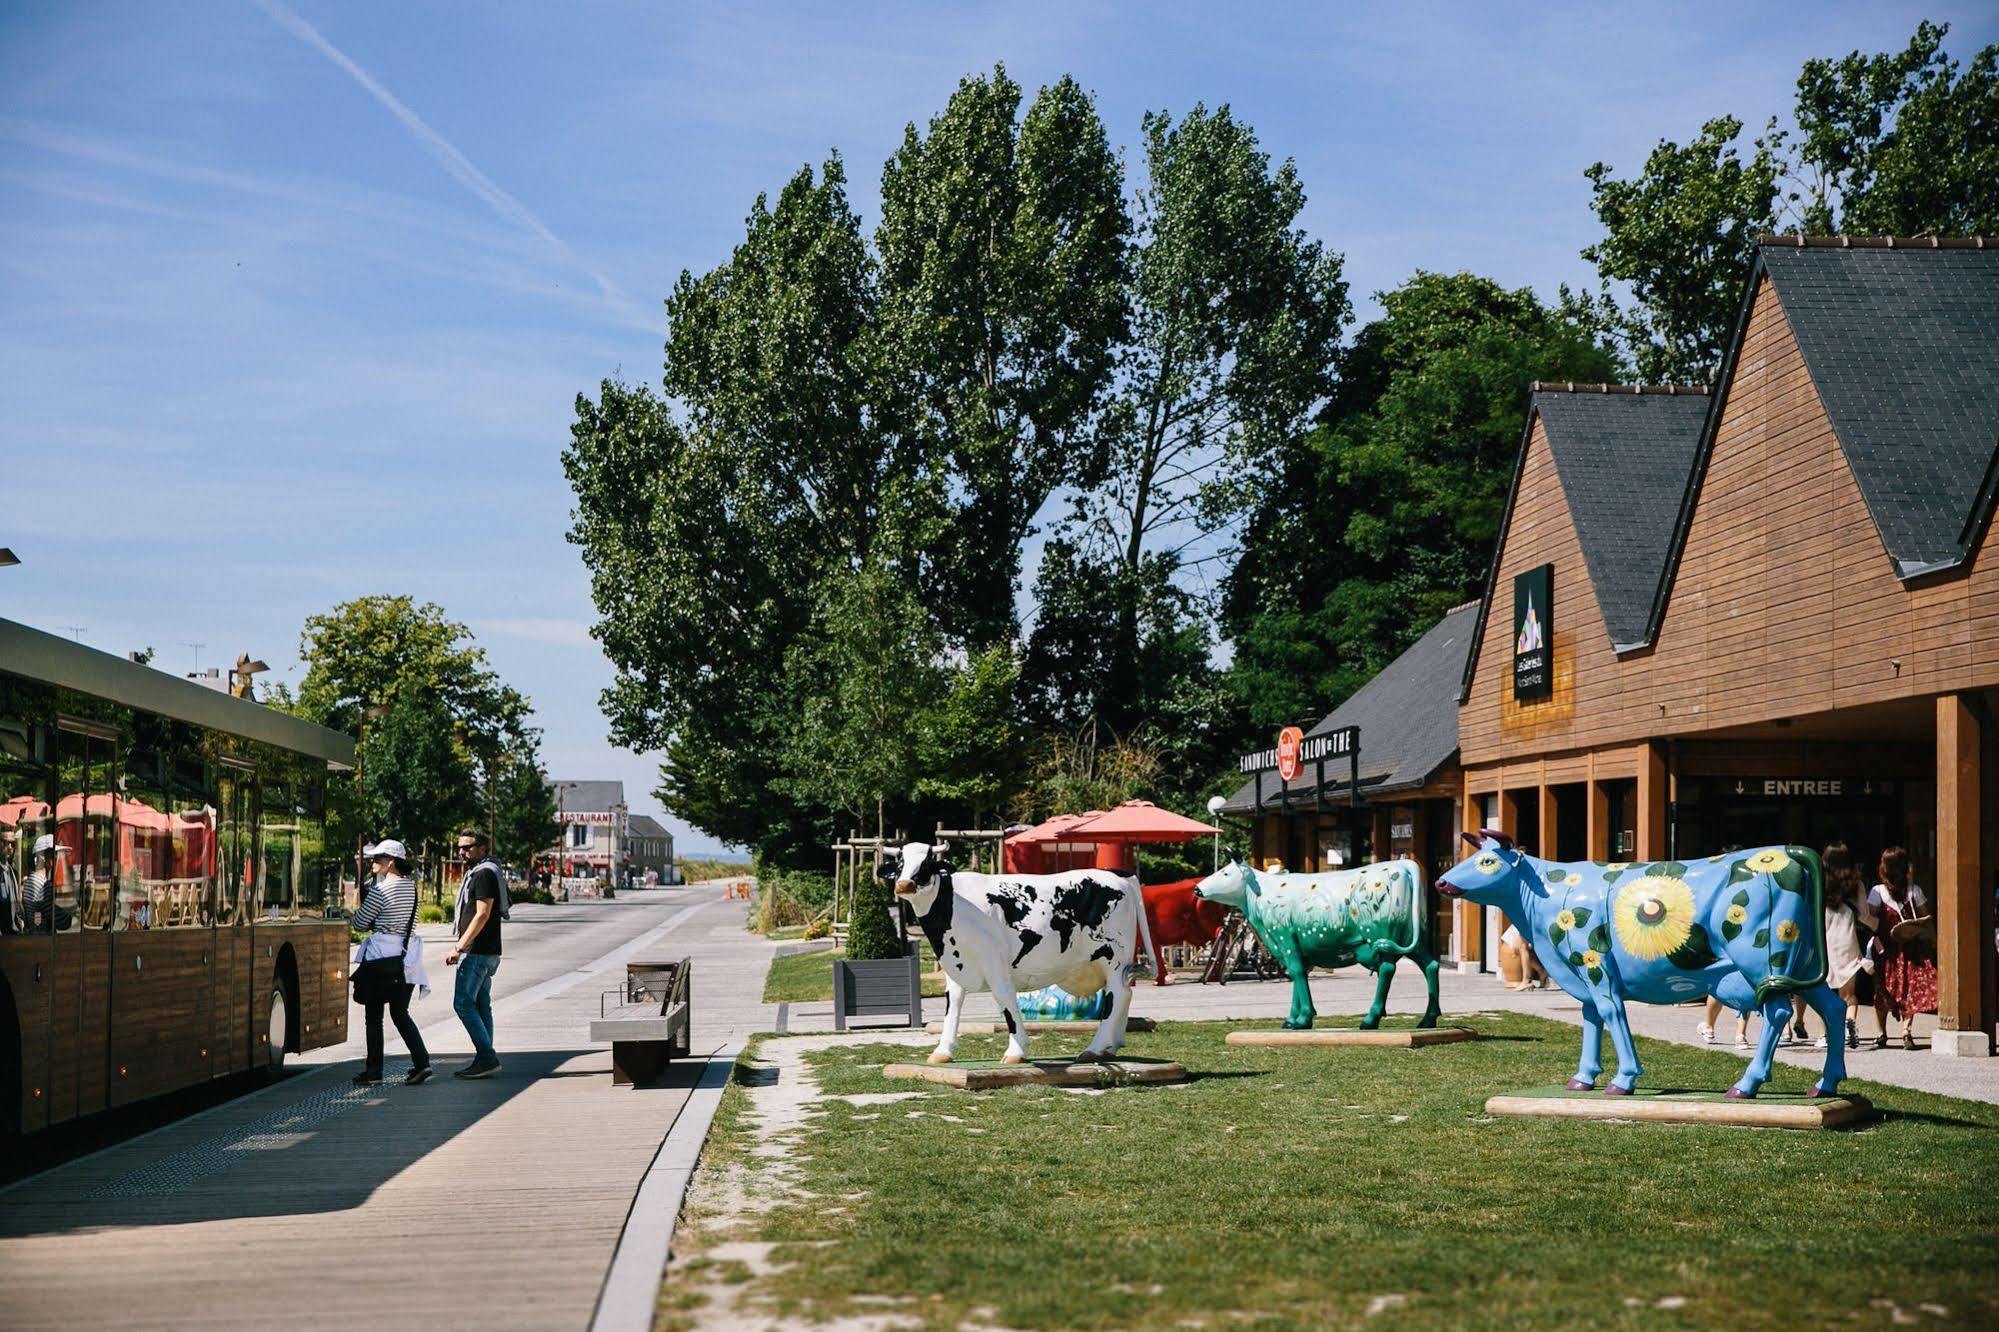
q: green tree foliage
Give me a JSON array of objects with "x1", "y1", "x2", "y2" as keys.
[
  {"x1": 1567, "y1": 117, "x2": 1780, "y2": 385},
  {"x1": 1034, "y1": 105, "x2": 1346, "y2": 781},
  {"x1": 1790, "y1": 20, "x2": 1999, "y2": 236},
  {"x1": 845, "y1": 868, "x2": 906, "y2": 962},
  {"x1": 293, "y1": 595, "x2": 529, "y2": 877},
  {"x1": 1573, "y1": 22, "x2": 1997, "y2": 383},
  {"x1": 491, "y1": 736, "x2": 559, "y2": 870},
  {"x1": 1226, "y1": 272, "x2": 1615, "y2": 727},
  {"x1": 876, "y1": 65, "x2": 1130, "y2": 648},
  {"x1": 357, "y1": 690, "x2": 472, "y2": 882}
]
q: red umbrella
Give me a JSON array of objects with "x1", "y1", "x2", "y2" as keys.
[{"x1": 1065, "y1": 800, "x2": 1220, "y2": 844}]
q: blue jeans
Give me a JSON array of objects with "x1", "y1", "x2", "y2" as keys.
[{"x1": 454, "y1": 952, "x2": 501, "y2": 1063}]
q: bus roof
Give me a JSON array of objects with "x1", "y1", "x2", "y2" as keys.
[{"x1": 0, "y1": 617, "x2": 358, "y2": 768}]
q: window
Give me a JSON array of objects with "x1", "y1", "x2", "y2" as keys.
[
  {"x1": 0, "y1": 674, "x2": 56, "y2": 935},
  {"x1": 570, "y1": 823, "x2": 589, "y2": 848},
  {"x1": 56, "y1": 722, "x2": 117, "y2": 932}
]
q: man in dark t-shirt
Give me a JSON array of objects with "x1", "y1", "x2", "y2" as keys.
[{"x1": 446, "y1": 829, "x2": 506, "y2": 1078}]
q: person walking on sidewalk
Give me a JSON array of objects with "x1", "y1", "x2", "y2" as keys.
[
  {"x1": 446, "y1": 829, "x2": 509, "y2": 1078},
  {"x1": 351, "y1": 839, "x2": 432, "y2": 1086}
]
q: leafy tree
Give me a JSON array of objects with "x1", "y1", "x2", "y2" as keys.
[
  {"x1": 295, "y1": 595, "x2": 512, "y2": 735},
  {"x1": 876, "y1": 66, "x2": 1130, "y2": 648},
  {"x1": 492, "y1": 743, "x2": 559, "y2": 871},
  {"x1": 1038, "y1": 104, "x2": 1346, "y2": 763},
  {"x1": 1566, "y1": 117, "x2": 1780, "y2": 384},
  {"x1": 357, "y1": 690, "x2": 472, "y2": 887},
  {"x1": 1571, "y1": 22, "x2": 1997, "y2": 382},
  {"x1": 1226, "y1": 271, "x2": 1616, "y2": 727},
  {"x1": 1789, "y1": 20, "x2": 1999, "y2": 235}
]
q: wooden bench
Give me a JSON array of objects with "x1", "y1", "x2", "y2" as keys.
[{"x1": 589, "y1": 957, "x2": 692, "y2": 1086}]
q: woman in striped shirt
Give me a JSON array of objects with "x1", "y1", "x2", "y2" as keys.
[{"x1": 352, "y1": 840, "x2": 432, "y2": 1086}]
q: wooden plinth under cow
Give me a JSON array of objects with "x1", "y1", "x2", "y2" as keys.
[
  {"x1": 1225, "y1": 1026, "x2": 1476, "y2": 1049},
  {"x1": 922, "y1": 1017, "x2": 1157, "y2": 1036},
  {"x1": 882, "y1": 1057, "x2": 1187, "y2": 1091},
  {"x1": 1486, "y1": 1085, "x2": 1877, "y2": 1130}
]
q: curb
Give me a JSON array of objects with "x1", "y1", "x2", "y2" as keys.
[{"x1": 589, "y1": 1039, "x2": 745, "y2": 1332}]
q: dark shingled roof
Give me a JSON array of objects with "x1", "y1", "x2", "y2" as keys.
[
  {"x1": 551, "y1": 779, "x2": 626, "y2": 814},
  {"x1": 1760, "y1": 240, "x2": 1999, "y2": 579},
  {"x1": 1222, "y1": 601, "x2": 1477, "y2": 816},
  {"x1": 1534, "y1": 389, "x2": 1710, "y2": 650},
  {"x1": 627, "y1": 814, "x2": 672, "y2": 839}
]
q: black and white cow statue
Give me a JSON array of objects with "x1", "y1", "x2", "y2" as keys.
[{"x1": 880, "y1": 842, "x2": 1155, "y2": 1066}]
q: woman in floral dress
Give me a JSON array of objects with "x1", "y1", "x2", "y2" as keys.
[{"x1": 1867, "y1": 846, "x2": 1935, "y2": 1049}]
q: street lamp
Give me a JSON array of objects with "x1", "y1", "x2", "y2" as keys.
[{"x1": 1206, "y1": 795, "x2": 1227, "y2": 871}]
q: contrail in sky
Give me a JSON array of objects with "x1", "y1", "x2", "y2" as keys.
[{"x1": 251, "y1": 0, "x2": 632, "y2": 309}]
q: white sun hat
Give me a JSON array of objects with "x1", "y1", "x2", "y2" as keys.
[{"x1": 363, "y1": 838, "x2": 410, "y2": 861}]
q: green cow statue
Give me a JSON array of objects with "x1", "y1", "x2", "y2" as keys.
[{"x1": 1196, "y1": 859, "x2": 1442, "y2": 1030}]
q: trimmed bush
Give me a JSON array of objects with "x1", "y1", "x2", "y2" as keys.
[{"x1": 846, "y1": 870, "x2": 904, "y2": 961}]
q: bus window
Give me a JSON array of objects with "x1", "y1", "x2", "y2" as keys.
[
  {"x1": 169, "y1": 747, "x2": 216, "y2": 928},
  {"x1": 216, "y1": 763, "x2": 255, "y2": 926},
  {"x1": 0, "y1": 690, "x2": 54, "y2": 935},
  {"x1": 56, "y1": 726, "x2": 117, "y2": 932},
  {"x1": 259, "y1": 774, "x2": 300, "y2": 922}
]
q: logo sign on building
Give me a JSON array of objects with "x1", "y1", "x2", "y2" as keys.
[
  {"x1": 1275, "y1": 726, "x2": 1304, "y2": 781},
  {"x1": 1513, "y1": 563, "x2": 1553, "y2": 700}
]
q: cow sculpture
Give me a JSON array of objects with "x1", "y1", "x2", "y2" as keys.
[
  {"x1": 1141, "y1": 878, "x2": 1232, "y2": 985},
  {"x1": 1438, "y1": 830, "x2": 1845, "y2": 1098},
  {"x1": 1195, "y1": 859, "x2": 1442, "y2": 1030},
  {"x1": 881, "y1": 842, "x2": 1154, "y2": 1066}
]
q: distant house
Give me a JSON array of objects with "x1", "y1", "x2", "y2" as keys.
[
  {"x1": 627, "y1": 814, "x2": 676, "y2": 884},
  {"x1": 550, "y1": 780, "x2": 628, "y2": 884}
]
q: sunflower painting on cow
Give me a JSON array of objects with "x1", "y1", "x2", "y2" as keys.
[{"x1": 1437, "y1": 833, "x2": 1844, "y2": 1099}]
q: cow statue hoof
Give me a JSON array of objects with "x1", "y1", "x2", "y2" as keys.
[
  {"x1": 1566, "y1": 1078, "x2": 1594, "y2": 1092},
  {"x1": 925, "y1": 1051, "x2": 954, "y2": 1066},
  {"x1": 1000, "y1": 1052, "x2": 1025, "y2": 1066},
  {"x1": 1808, "y1": 1084, "x2": 1835, "y2": 1099},
  {"x1": 1726, "y1": 1087, "x2": 1753, "y2": 1100},
  {"x1": 1602, "y1": 1084, "x2": 1633, "y2": 1097},
  {"x1": 1073, "y1": 1049, "x2": 1104, "y2": 1064}
]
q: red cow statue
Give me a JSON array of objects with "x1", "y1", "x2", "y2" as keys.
[{"x1": 1141, "y1": 878, "x2": 1232, "y2": 985}]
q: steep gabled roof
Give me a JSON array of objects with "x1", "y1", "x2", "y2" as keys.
[
  {"x1": 1223, "y1": 601, "x2": 1477, "y2": 816},
  {"x1": 1457, "y1": 385, "x2": 1708, "y2": 700},
  {"x1": 1640, "y1": 236, "x2": 1999, "y2": 645},
  {"x1": 1535, "y1": 387, "x2": 1710, "y2": 650},
  {"x1": 1760, "y1": 238, "x2": 1999, "y2": 578},
  {"x1": 628, "y1": 814, "x2": 672, "y2": 838}
]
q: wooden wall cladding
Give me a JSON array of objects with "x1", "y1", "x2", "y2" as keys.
[
  {"x1": 109, "y1": 932, "x2": 212, "y2": 1108},
  {"x1": 0, "y1": 936, "x2": 55, "y2": 1133},
  {"x1": 212, "y1": 927, "x2": 252, "y2": 1077},
  {"x1": 46, "y1": 932, "x2": 111, "y2": 1125},
  {"x1": 1463, "y1": 276, "x2": 1999, "y2": 767},
  {"x1": 310, "y1": 920, "x2": 350, "y2": 1048}
]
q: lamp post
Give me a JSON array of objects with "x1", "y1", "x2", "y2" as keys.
[
  {"x1": 1206, "y1": 795, "x2": 1227, "y2": 872},
  {"x1": 227, "y1": 654, "x2": 270, "y2": 699}
]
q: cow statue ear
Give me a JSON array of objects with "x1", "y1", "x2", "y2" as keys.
[{"x1": 874, "y1": 860, "x2": 897, "y2": 882}]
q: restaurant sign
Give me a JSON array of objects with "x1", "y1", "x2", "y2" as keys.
[
  {"x1": 1513, "y1": 563, "x2": 1553, "y2": 700},
  {"x1": 563, "y1": 811, "x2": 619, "y2": 825},
  {"x1": 1237, "y1": 724, "x2": 1357, "y2": 775}
]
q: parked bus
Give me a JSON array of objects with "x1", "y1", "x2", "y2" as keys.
[{"x1": 0, "y1": 618, "x2": 355, "y2": 1136}]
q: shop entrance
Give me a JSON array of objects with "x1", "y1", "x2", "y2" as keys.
[{"x1": 1674, "y1": 775, "x2": 1906, "y2": 879}]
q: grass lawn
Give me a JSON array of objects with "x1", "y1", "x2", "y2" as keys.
[
  {"x1": 676, "y1": 1013, "x2": 1999, "y2": 1330},
  {"x1": 760, "y1": 944, "x2": 948, "y2": 1003}
]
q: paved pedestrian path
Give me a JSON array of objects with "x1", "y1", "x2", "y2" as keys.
[{"x1": 0, "y1": 883, "x2": 777, "y2": 1332}]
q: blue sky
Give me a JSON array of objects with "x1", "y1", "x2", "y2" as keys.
[{"x1": 3, "y1": 2, "x2": 1991, "y2": 855}]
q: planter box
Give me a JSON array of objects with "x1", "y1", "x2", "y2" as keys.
[{"x1": 832, "y1": 947, "x2": 922, "y2": 1031}]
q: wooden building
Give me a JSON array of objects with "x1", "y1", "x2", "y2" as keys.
[
  {"x1": 1221, "y1": 601, "x2": 1478, "y2": 962},
  {"x1": 1455, "y1": 236, "x2": 1999, "y2": 1056}
]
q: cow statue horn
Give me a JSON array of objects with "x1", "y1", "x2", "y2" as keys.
[{"x1": 1460, "y1": 827, "x2": 1515, "y2": 851}]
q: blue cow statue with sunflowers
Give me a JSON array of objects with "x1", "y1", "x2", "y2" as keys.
[{"x1": 1438, "y1": 830, "x2": 1846, "y2": 1099}]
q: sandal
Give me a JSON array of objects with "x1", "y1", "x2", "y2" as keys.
[{"x1": 1872, "y1": 1035, "x2": 1888, "y2": 1050}]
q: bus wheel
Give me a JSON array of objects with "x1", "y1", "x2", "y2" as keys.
[{"x1": 266, "y1": 985, "x2": 290, "y2": 1074}]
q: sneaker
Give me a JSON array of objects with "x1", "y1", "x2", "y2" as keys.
[
  {"x1": 405, "y1": 1066, "x2": 435, "y2": 1086},
  {"x1": 1812, "y1": 1037, "x2": 1829, "y2": 1050},
  {"x1": 1734, "y1": 1035, "x2": 1752, "y2": 1051},
  {"x1": 1846, "y1": 1020, "x2": 1859, "y2": 1051},
  {"x1": 1697, "y1": 1022, "x2": 1716, "y2": 1044},
  {"x1": 352, "y1": 1070, "x2": 383, "y2": 1086},
  {"x1": 455, "y1": 1059, "x2": 502, "y2": 1079}
]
